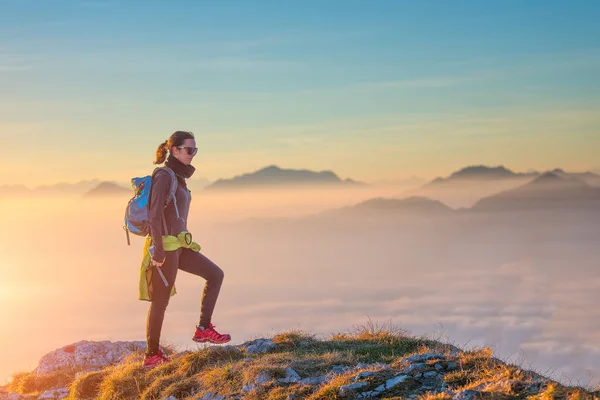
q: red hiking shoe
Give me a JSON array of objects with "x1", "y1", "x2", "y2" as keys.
[
  {"x1": 192, "y1": 323, "x2": 231, "y2": 344},
  {"x1": 143, "y1": 349, "x2": 169, "y2": 369}
]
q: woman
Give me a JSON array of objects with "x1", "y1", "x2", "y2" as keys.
[{"x1": 143, "y1": 130, "x2": 231, "y2": 369}]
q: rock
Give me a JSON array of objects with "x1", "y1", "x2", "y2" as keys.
[
  {"x1": 359, "y1": 374, "x2": 409, "y2": 398},
  {"x1": 435, "y1": 364, "x2": 444, "y2": 371},
  {"x1": 35, "y1": 340, "x2": 146, "y2": 375},
  {"x1": 402, "y1": 363, "x2": 428, "y2": 374},
  {"x1": 406, "y1": 353, "x2": 446, "y2": 364},
  {"x1": 384, "y1": 374, "x2": 409, "y2": 390},
  {"x1": 277, "y1": 367, "x2": 302, "y2": 384},
  {"x1": 241, "y1": 383, "x2": 258, "y2": 393},
  {"x1": 37, "y1": 388, "x2": 70, "y2": 399},
  {"x1": 255, "y1": 371, "x2": 272, "y2": 385},
  {"x1": 339, "y1": 381, "x2": 369, "y2": 396},
  {"x1": 198, "y1": 393, "x2": 226, "y2": 400},
  {"x1": 453, "y1": 389, "x2": 480, "y2": 400},
  {"x1": 423, "y1": 371, "x2": 439, "y2": 378},
  {"x1": 446, "y1": 362, "x2": 459, "y2": 371},
  {"x1": 353, "y1": 371, "x2": 378, "y2": 381},
  {"x1": 163, "y1": 397, "x2": 177, "y2": 400},
  {"x1": 241, "y1": 339, "x2": 276, "y2": 355},
  {"x1": 299, "y1": 376, "x2": 327, "y2": 386},
  {"x1": 330, "y1": 365, "x2": 351, "y2": 374}
]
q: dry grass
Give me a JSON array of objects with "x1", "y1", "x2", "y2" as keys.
[
  {"x1": 306, "y1": 371, "x2": 353, "y2": 400},
  {"x1": 418, "y1": 394, "x2": 453, "y2": 400},
  {"x1": 271, "y1": 328, "x2": 317, "y2": 350},
  {"x1": 4, "y1": 322, "x2": 599, "y2": 400},
  {"x1": 68, "y1": 370, "x2": 108, "y2": 400},
  {"x1": 8, "y1": 367, "x2": 78, "y2": 395},
  {"x1": 197, "y1": 363, "x2": 244, "y2": 396},
  {"x1": 532, "y1": 383, "x2": 599, "y2": 399}
]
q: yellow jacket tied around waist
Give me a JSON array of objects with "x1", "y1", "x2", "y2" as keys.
[{"x1": 139, "y1": 231, "x2": 201, "y2": 301}]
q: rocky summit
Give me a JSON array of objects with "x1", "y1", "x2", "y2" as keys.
[{"x1": 1, "y1": 326, "x2": 597, "y2": 399}]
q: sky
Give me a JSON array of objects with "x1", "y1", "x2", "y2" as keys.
[{"x1": 1, "y1": 0, "x2": 599, "y2": 187}]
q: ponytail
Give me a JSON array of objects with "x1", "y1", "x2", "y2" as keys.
[{"x1": 153, "y1": 140, "x2": 169, "y2": 164}]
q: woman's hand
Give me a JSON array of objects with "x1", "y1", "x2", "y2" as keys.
[{"x1": 151, "y1": 256, "x2": 165, "y2": 267}]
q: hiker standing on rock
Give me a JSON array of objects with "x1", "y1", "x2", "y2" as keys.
[{"x1": 143, "y1": 130, "x2": 231, "y2": 369}]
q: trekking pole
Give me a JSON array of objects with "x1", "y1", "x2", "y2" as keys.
[
  {"x1": 149, "y1": 245, "x2": 169, "y2": 287},
  {"x1": 155, "y1": 265, "x2": 169, "y2": 287}
]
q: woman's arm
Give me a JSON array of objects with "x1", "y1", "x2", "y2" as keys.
[{"x1": 148, "y1": 169, "x2": 170, "y2": 263}]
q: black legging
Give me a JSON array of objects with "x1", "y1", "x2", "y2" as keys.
[{"x1": 146, "y1": 248, "x2": 224, "y2": 355}]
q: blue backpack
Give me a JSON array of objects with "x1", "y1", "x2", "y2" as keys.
[{"x1": 123, "y1": 166, "x2": 179, "y2": 245}]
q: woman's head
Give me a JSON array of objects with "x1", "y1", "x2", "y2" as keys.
[{"x1": 154, "y1": 131, "x2": 197, "y2": 165}]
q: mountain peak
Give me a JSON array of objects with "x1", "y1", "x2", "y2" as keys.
[
  {"x1": 530, "y1": 171, "x2": 588, "y2": 186},
  {"x1": 449, "y1": 165, "x2": 516, "y2": 179},
  {"x1": 257, "y1": 165, "x2": 283, "y2": 173},
  {"x1": 205, "y1": 166, "x2": 364, "y2": 190}
]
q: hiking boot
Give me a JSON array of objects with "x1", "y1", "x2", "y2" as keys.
[
  {"x1": 143, "y1": 349, "x2": 169, "y2": 369},
  {"x1": 192, "y1": 323, "x2": 231, "y2": 344}
]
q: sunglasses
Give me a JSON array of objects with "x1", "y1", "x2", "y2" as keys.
[{"x1": 177, "y1": 146, "x2": 198, "y2": 156}]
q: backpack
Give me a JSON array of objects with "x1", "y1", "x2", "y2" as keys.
[{"x1": 123, "y1": 166, "x2": 179, "y2": 245}]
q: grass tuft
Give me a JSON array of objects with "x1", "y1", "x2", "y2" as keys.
[
  {"x1": 68, "y1": 370, "x2": 108, "y2": 400},
  {"x1": 9, "y1": 368, "x2": 77, "y2": 395}
]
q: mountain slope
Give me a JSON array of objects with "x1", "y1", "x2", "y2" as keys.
[
  {"x1": 472, "y1": 171, "x2": 600, "y2": 211},
  {"x1": 327, "y1": 196, "x2": 454, "y2": 218}
]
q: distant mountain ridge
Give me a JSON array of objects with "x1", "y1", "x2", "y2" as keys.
[
  {"x1": 81, "y1": 177, "x2": 212, "y2": 198},
  {"x1": 205, "y1": 165, "x2": 366, "y2": 190},
  {"x1": 0, "y1": 180, "x2": 101, "y2": 198},
  {"x1": 325, "y1": 170, "x2": 600, "y2": 217},
  {"x1": 83, "y1": 182, "x2": 130, "y2": 198},
  {"x1": 426, "y1": 165, "x2": 538, "y2": 186},
  {"x1": 2, "y1": 165, "x2": 598, "y2": 198}
]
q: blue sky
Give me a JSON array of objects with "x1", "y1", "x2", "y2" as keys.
[{"x1": 1, "y1": 0, "x2": 599, "y2": 185}]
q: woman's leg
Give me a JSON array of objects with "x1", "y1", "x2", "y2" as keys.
[
  {"x1": 178, "y1": 250, "x2": 224, "y2": 328},
  {"x1": 146, "y1": 249, "x2": 181, "y2": 355}
]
